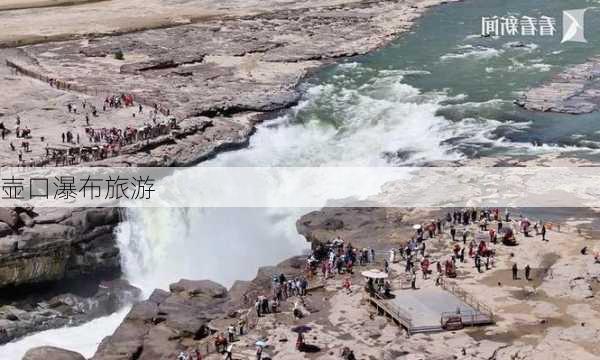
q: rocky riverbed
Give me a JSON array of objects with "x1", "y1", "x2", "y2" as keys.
[
  {"x1": 7, "y1": 0, "x2": 600, "y2": 357},
  {"x1": 0, "y1": 0, "x2": 458, "y2": 167},
  {"x1": 516, "y1": 56, "x2": 600, "y2": 114},
  {"x1": 0, "y1": 207, "x2": 138, "y2": 344},
  {"x1": 22, "y1": 206, "x2": 600, "y2": 360},
  {"x1": 0, "y1": 0, "x2": 463, "y2": 349}
]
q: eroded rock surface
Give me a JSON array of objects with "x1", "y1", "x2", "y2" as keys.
[
  {"x1": 0, "y1": 279, "x2": 140, "y2": 344},
  {"x1": 23, "y1": 346, "x2": 86, "y2": 360},
  {"x1": 517, "y1": 57, "x2": 600, "y2": 114},
  {"x1": 3, "y1": 0, "x2": 456, "y2": 167},
  {"x1": 0, "y1": 207, "x2": 121, "y2": 289},
  {"x1": 92, "y1": 279, "x2": 229, "y2": 360},
  {"x1": 0, "y1": 207, "x2": 128, "y2": 343}
]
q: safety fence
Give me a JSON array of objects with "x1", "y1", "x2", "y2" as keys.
[
  {"x1": 5, "y1": 59, "x2": 172, "y2": 116},
  {"x1": 441, "y1": 281, "x2": 495, "y2": 323}
]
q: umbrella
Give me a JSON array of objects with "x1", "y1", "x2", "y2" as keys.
[
  {"x1": 292, "y1": 325, "x2": 312, "y2": 333},
  {"x1": 255, "y1": 340, "x2": 268, "y2": 347},
  {"x1": 412, "y1": 224, "x2": 422, "y2": 230},
  {"x1": 361, "y1": 269, "x2": 389, "y2": 279}
]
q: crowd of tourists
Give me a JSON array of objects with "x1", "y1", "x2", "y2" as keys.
[
  {"x1": 7, "y1": 94, "x2": 178, "y2": 166},
  {"x1": 174, "y1": 208, "x2": 557, "y2": 360}
]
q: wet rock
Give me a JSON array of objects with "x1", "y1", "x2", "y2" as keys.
[
  {"x1": 517, "y1": 57, "x2": 600, "y2": 114},
  {"x1": 169, "y1": 279, "x2": 227, "y2": 298},
  {"x1": 0, "y1": 207, "x2": 122, "y2": 289},
  {"x1": 297, "y1": 207, "x2": 414, "y2": 250},
  {"x1": 93, "y1": 278, "x2": 229, "y2": 360},
  {"x1": 0, "y1": 280, "x2": 139, "y2": 344},
  {"x1": 148, "y1": 288, "x2": 171, "y2": 304},
  {"x1": 138, "y1": 324, "x2": 183, "y2": 360},
  {"x1": 19, "y1": 212, "x2": 34, "y2": 227},
  {"x1": 0, "y1": 208, "x2": 18, "y2": 228},
  {"x1": 0, "y1": 222, "x2": 12, "y2": 237},
  {"x1": 23, "y1": 346, "x2": 85, "y2": 360}
]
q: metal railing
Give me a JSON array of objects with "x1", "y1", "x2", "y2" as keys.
[
  {"x1": 441, "y1": 281, "x2": 494, "y2": 322},
  {"x1": 368, "y1": 293, "x2": 414, "y2": 332},
  {"x1": 6, "y1": 59, "x2": 172, "y2": 116},
  {"x1": 440, "y1": 310, "x2": 491, "y2": 327}
]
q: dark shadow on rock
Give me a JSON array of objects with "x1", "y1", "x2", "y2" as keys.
[{"x1": 300, "y1": 344, "x2": 321, "y2": 353}]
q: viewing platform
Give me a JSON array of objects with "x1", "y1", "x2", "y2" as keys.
[{"x1": 366, "y1": 282, "x2": 494, "y2": 335}]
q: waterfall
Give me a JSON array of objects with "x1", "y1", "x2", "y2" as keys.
[
  {"x1": 0, "y1": 51, "x2": 505, "y2": 360},
  {"x1": 116, "y1": 207, "x2": 311, "y2": 298}
]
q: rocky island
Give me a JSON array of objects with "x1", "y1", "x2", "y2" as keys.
[{"x1": 517, "y1": 56, "x2": 600, "y2": 114}]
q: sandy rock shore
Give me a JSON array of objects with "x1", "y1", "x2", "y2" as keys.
[{"x1": 0, "y1": 0, "x2": 458, "y2": 167}]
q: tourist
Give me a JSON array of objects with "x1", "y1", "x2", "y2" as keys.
[
  {"x1": 227, "y1": 325, "x2": 235, "y2": 343},
  {"x1": 450, "y1": 226, "x2": 456, "y2": 241},
  {"x1": 421, "y1": 258, "x2": 430, "y2": 279},
  {"x1": 296, "y1": 333, "x2": 304, "y2": 351},
  {"x1": 383, "y1": 280, "x2": 391, "y2": 297},
  {"x1": 343, "y1": 277, "x2": 352, "y2": 294},
  {"x1": 261, "y1": 296, "x2": 269, "y2": 314},
  {"x1": 255, "y1": 298, "x2": 261, "y2": 317},
  {"x1": 489, "y1": 228, "x2": 496, "y2": 243},
  {"x1": 541, "y1": 223, "x2": 547, "y2": 241},
  {"x1": 256, "y1": 345, "x2": 262, "y2": 360},
  {"x1": 480, "y1": 218, "x2": 488, "y2": 231},
  {"x1": 224, "y1": 343, "x2": 233, "y2": 360},
  {"x1": 341, "y1": 347, "x2": 357, "y2": 360},
  {"x1": 300, "y1": 278, "x2": 308, "y2": 296},
  {"x1": 512, "y1": 263, "x2": 518, "y2": 280},
  {"x1": 435, "y1": 273, "x2": 443, "y2": 286},
  {"x1": 525, "y1": 264, "x2": 531, "y2": 281},
  {"x1": 271, "y1": 297, "x2": 279, "y2": 312},
  {"x1": 293, "y1": 301, "x2": 303, "y2": 319},
  {"x1": 475, "y1": 254, "x2": 482, "y2": 273},
  {"x1": 411, "y1": 271, "x2": 417, "y2": 289}
]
